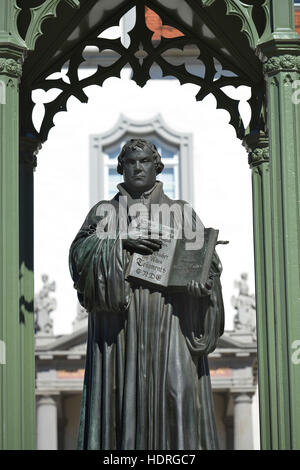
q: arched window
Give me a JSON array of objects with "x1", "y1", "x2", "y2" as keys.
[{"x1": 90, "y1": 114, "x2": 193, "y2": 204}]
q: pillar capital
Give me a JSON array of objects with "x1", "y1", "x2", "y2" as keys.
[
  {"x1": 243, "y1": 132, "x2": 269, "y2": 168},
  {"x1": 257, "y1": 38, "x2": 300, "y2": 76},
  {"x1": 263, "y1": 54, "x2": 300, "y2": 75},
  {"x1": 0, "y1": 1, "x2": 27, "y2": 80},
  {"x1": 36, "y1": 394, "x2": 59, "y2": 410},
  {"x1": 0, "y1": 56, "x2": 22, "y2": 79},
  {"x1": 0, "y1": 47, "x2": 24, "y2": 90},
  {"x1": 232, "y1": 391, "x2": 255, "y2": 405},
  {"x1": 36, "y1": 393, "x2": 59, "y2": 401}
]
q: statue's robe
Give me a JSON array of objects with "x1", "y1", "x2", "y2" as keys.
[{"x1": 69, "y1": 182, "x2": 224, "y2": 450}]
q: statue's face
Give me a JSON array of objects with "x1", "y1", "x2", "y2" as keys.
[{"x1": 122, "y1": 147, "x2": 157, "y2": 193}]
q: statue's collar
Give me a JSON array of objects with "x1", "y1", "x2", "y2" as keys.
[{"x1": 117, "y1": 181, "x2": 163, "y2": 205}]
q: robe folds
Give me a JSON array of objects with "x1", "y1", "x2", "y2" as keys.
[{"x1": 69, "y1": 182, "x2": 224, "y2": 450}]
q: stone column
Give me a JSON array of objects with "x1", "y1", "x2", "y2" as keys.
[
  {"x1": 36, "y1": 395, "x2": 59, "y2": 450},
  {"x1": 233, "y1": 392, "x2": 254, "y2": 450}
]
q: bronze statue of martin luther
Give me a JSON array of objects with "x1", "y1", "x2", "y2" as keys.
[{"x1": 69, "y1": 138, "x2": 224, "y2": 450}]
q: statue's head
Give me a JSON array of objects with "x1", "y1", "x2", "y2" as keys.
[{"x1": 117, "y1": 138, "x2": 164, "y2": 193}]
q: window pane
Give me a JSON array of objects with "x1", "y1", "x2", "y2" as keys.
[
  {"x1": 108, "y1": 168, "x2": 122, "y2": 199},
  {"x1": 160, "y1": 146, "x2": 176, "y2": 159},
  {"x1": 151, "y1": 139, "x2": 177, "y2": 159},
  {"x1": 159, "y1": 167, "x2": 175, "y2": 199},
  {"x1": 105, "y1": 145, "x2": 122, "y2": 159}
]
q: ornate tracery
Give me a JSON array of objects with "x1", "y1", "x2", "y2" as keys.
[{"x1": 16, "y1": 0, "x2": 270, "y2": 144}]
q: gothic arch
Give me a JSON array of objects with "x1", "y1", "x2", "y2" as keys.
[{"x1": 18, "y1": 1, "x2": 269, "y2": 145}]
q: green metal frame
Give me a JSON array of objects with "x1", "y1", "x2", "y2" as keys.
[
  {"x1": 0, "y1": 0, "x2": 300, "y2": 450},
  {"x1": 0, "y1": 1, "x2": 30, "y2": 450},
  {"x1": 252, "y1": 0, "x2": 300, "y2": 449},
  {"x1": 0, "y1": 0, "x2": 78, "y2": 450}
]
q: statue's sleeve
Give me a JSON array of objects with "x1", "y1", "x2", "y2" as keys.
[
  {"x1": 69, "y1": 203, "x2": 131, "y2": 314},
  {"x1": 181, "y1": 205, "x2": 225, "y2": 356}
]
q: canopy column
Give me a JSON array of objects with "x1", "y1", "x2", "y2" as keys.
[
  {"x1": 244, "y1": 132, "x2": 274, "y2": 450},
  {"x1": 0, "y1": 0, "x2": 34, "y2": 450},
  {"x1": 0, "y1": 54, "x2": 22, "y2": 449},
  {"x1": 254, "y1": 0, "x2": 300, "y2": 447}
]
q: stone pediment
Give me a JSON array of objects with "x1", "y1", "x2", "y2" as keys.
[
  {"x1": 36, "y1": 327, "x2": 255, "y2": 354},
  {"x1": 36, "y1": 325, "x2": 88, "y2": 352},
  {"x1": 216, "y1": 333, "x2": 256, "y2": 350}
]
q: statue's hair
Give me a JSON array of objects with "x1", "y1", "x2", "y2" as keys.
[{"x1": 117, "y1": 138, "x2": 164, "y2": 175}]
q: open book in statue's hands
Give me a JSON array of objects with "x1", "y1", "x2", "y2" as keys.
[{"x1": 125, "y1": 219, "x2": 218, "y2": 292}]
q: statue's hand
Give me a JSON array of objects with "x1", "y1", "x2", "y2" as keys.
[
  {"x1": 123, "y1": 223, "x2": 162, "y2": 255},
  {"x1": 187, "y1": 279, "x2": 213, "y2": 298},
  {"x1": 123, "y1": 237, "x2": 162, "y2": 255}
]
